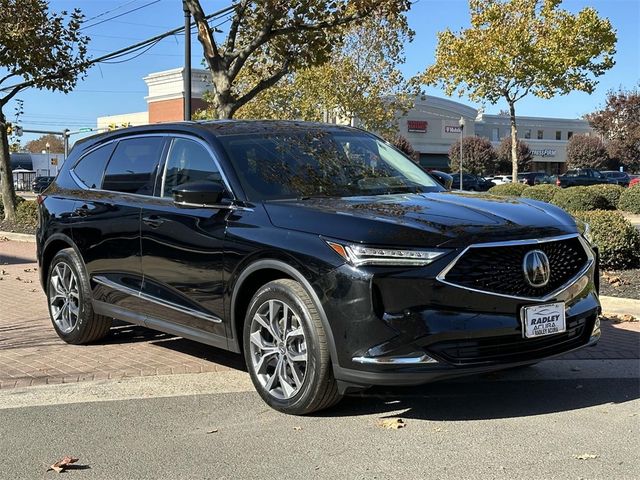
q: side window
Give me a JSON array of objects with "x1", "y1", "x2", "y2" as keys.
[
  {"x1": 72, "y1": 143, "x2": 116, "y2": 189},
  {"x1": 102, "y1": 137, "x2": 164, "y2": 195},
  {"x1": 161, "y1": 138, "x2": 223, "y2": 198}
]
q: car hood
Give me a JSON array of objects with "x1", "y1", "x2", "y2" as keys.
[{"x1": 263, "y1": 192, "x2": 579, "y2": 248}]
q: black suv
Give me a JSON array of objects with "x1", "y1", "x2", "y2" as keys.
[
  {"x1": 37, "y1": 121, "x2": 600, "y2": 414},
  {"x1": 32, "y1": 176, "x2": 55, "y2": 193}
]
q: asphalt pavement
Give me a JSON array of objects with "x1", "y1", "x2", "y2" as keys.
[{"x1": 0, "y1": 360, "x2": 638, "y2": 480}]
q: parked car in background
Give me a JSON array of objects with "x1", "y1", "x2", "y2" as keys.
[
  {"x1": 601, "y1": 171, "x2": 631, "y2": 187},
  {"x1": 556, "y1": 168, "x2": 611, "y2": 187},
  {"x1": 32, "y1": 176, "x2": 55, "y2": 193},
  {"x1": 518, "y1": 172, "x2": 552, "y2": 186},
  {"x1": 629, "y1": 175, "x2": 640, "y2": 188},
  {"x1": 490, "y1": 175, "x2": 513, "y2": 185},
  {"x1": 36, "y1": 121, "x2": 601, "y2": 415},
  {"x1": 451, "y1": 173, "x2": 495, "y2": 191}
]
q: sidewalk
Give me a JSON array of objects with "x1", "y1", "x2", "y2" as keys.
[{"x1": 0, "y1": 238, "x2": 637, "y2": 391}]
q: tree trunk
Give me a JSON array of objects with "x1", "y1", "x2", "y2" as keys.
[
  {"x1": 210, "y1": 72, "x2": 236, "y2": 119},
  {"x1": 508, "y1": 101, "x2": 518, "y2": 182},
  {"x1": 0, "y1": 109, "x2": 17, "y2": 222}
]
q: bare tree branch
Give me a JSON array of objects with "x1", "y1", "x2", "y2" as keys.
[
  {"x1": 233, "y1": 60, "x2": 291, "y2": 113},
  {"x1": 225, "y1": 0, "x2": 250, "y2": 54},
  {"x1": 228, "y1": 14, "x2": 278, "y2": 80},
  {"x1": 184, "y1": 0, "x2": 220, "y2": 65}
]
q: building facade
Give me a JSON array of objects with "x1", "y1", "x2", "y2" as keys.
[{"x1": 397, "y1": 95, "x2": 592, "y2": 174}]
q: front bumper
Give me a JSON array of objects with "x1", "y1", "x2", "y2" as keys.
[{"x1": 319, "y1": 241, "x2": 601, "y2": 390}]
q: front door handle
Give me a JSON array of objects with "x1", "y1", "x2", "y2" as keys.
[
  {"x1": 74, "y1": 205, "x2": 90, "y2": 217},
  {"x1": 142, "y1": 215, "x2": 165, "y2": 228}
]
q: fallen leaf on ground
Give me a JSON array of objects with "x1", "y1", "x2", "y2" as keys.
[
  {"x1": 206, "y1": 429, "x2": 218, "y2": 434},
  {"x1": 573, "y1": 453, "x2": 598, "y2": 460},
  {"x1": 293, "y1": 426, "x2": 302, "y2": 431},
  {"x1": 602, "y1": 313, "x2": 638, "y2": 323},
  {"x1": 377, "y1": 418, "x2": 406, "y2": 430},
  {"x1": 602, "y1": 272, "x2": 624, "y2": 286},
  {"x1": 48, "y1": 456, "x2": 79, "y2": 473}
]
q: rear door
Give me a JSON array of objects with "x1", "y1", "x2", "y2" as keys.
[
  {"x1": 139, "y1": 135, "x2": 230, "y2": 346},
  {"x1": 71, "y1": 135, "x2": 165, "y2": 312}
]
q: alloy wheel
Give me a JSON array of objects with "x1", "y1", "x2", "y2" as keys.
[
  {"x1": 49, "y1": 262, "x2": 80, "y2": 334},
  {"x1": 249, "y1": 299, "x2": 308, "y2": 400}
]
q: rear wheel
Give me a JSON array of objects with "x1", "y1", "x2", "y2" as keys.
[
  {"x1": 47, "y1": 248, "x2": 111, "y2": 344},
  {"x1": 243, "y1": 279, "x2": 341, "y2": 415}
]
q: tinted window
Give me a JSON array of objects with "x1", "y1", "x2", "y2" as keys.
[
  {"x1": 161, "y1": 138, "x2": 223, "y2": 197},
  {"x1": 102, "y1": 137, "x2": 164, "y2": 194},
  {"x1": 73, "y1": 143, "x2": 116, "y2": 189},
  {"x1": 219, "y1": 131, "x2": 440, "y2": 201}
]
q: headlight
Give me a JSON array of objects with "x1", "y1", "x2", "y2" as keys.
[{"x1": 326, "y1": 241, "x2": 449, "y2": 266}]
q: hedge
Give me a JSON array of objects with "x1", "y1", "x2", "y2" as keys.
[
  {"x1": 551, "y1": 186, "x2": 609, "y2": 211},
  {"x1": 488, "y1": 183, "x2": 529, "y2": 196},
  {"x1": 586, "y1": 184, "x2": 625, "y2": 210},
  {"x1": 520, "y1": 184, "x2": 560, "y2": 203},
  {"x1": 16, "y1": 200, "x2": 38, "y2": 227},
  {"x1": 573, "y1": 210, "x2": 640, "y2": 269},
  {"x1": 617, "y1": 185, "x2": 640, "y2": 214}
]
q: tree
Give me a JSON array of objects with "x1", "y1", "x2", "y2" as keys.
[
  {"x1": 586, "y1": 86, "x2": 640, "y2": 172},
  {"x1": 184, "y1": 0, "x2": 410, "y2": 119},
  {"x1": 420, "y1": 0, "x2": 616, "y2": 182},
  {"x1": 225, "y1": 14, "x2": 417, "y2": 136},
  {"x1": 0, "y1": 0, "x2": 89, "y2": 221},
  {"x1": 25, "y1": 134, "x2": 64, "y2": 154},
  {"x1": 566, "y1": 134, "x2": 610, "y2": 170},
  {"x1": 448, "y1": 136, "x2": 497, "y2": 174},
  {"x1": 497, "y1": 137, "x2": 533, "y2": 173}
]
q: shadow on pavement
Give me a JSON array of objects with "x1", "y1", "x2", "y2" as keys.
[
  {"x1": 329, "y1": 376, "x2": 640, "y2": 421},
  {"x1": 0, "y1": 254, "x2": 34, "y2": 266}
]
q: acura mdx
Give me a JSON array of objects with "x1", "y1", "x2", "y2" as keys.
[{"x1": 37, "y1": 121, "x2": 601, "y2": 414}]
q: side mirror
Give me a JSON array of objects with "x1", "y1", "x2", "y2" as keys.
[{"x1": 172, "y1": 182, "x2": 228, "y2": 208}]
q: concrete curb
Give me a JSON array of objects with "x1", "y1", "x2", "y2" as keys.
[
  {"x1": 600, "y1": 295, "x2": 640, "y2": 317},
  {"x1": 0, "y1": 231, "x2": 36, "y2": 242}
]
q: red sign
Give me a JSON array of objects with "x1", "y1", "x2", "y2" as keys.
[{"x1": 407, "y1": 120, "x2": 428, "y2": 133}]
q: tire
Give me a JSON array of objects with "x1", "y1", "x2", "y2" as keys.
[
  {"x1": 46, "y1": 248, "x2": 112, "y2": 344},
  {"x1": 243, "y1": 279, "x2": 341, "y2": 415}
]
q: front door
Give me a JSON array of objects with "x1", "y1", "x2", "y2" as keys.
[{"x1": 140, "y1": 136, "x2": 229, "y2": 345}]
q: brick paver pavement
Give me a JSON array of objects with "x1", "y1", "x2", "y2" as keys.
[{"x1": 0, "y1": 238, "x2": 637, "y2": 390}]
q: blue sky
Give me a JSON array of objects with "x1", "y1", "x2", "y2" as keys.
[{"x1": 5, "y1": 0, "x2": 640, "y2": 145}]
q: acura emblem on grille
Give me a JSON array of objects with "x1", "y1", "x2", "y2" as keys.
[{"x1": 523, "y1": 250, "x2": 551, "y2": 287}]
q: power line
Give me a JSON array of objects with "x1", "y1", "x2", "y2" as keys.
[
  {"x1": 81, "y1": 0, "x2": 162, "y2": 31},
  {"x1": 0, "y1": 3, "x2": 237, "y2": 93},
  {"x1": 83, "y1": 0, "x2": 143, "y2": 24}
]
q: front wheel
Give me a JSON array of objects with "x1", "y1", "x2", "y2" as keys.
[{"x1": 243, "y1": 279, "x2": 341, "y2": 415}]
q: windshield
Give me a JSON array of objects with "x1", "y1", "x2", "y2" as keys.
[{"x1": 218, "y1": 130, "x2": 442, "y2": 200}]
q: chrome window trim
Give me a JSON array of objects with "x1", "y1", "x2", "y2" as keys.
[
  {"x1": 70, "y1": 132, "x2": 237, "y2": 201},
  {"x1": 352, "y1": 354, "x2": 438, "y2": 365},
  {"x1": 436, "y1": 233, "x2": 595, "y2": 302},
  {"x1": 93, "y1": 275, "x2": 223, "y2": 324}
]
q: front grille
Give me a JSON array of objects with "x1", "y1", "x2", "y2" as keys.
[
  {"x1": 427, "y1": 312, "x2": 594, "y2": 365},
  {"x1": 443, "y1": 236, "x2": 589, "y2": 298}
]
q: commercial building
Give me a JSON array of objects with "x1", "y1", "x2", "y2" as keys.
[{"x1": 398, "y1": 96, "x2": 592, "y2": 174}]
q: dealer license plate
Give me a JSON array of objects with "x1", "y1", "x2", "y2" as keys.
[{"x1": 521, "y1": 302, "x2": 566, "y2": 338}]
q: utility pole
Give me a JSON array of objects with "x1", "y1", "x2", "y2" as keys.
[{"x1": 183, "y1": 1, "x2": 192, "y2": 121}]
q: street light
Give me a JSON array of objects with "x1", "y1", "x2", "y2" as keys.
[
  {"x1": 458, "y1": 116, "x2": 466, "y2": 191},
  {"x1": 45, "y1": 142, "x2": 51, "y2": 176}
]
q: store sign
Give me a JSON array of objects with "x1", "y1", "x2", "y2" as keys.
[
  {"x1": 531, "y1": 149, "x2": 557, "y2": 158},
  {"x1": 407, "y1": 120, "x2": 428, "y2": 133},
  {"x1": 444, "y1": 125, "x2": 462, "y2": 134}
]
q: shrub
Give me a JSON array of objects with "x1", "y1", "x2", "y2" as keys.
[
  {"x1": 16, "y1": 200, "x2": 38, "y2": 227},
  {"x1": 520, "y1": 184, "x2": 560, "y2": 203},
  {"x1": 586, "y1": 184, "x2": 625, "y2": 210},
  {"x1": 551, "y1": 186, "x2": 609, "y2": 211},
  {"x1": 573, "y1": 210, "x2": 640, "y2": 269},
  {"x1": 617, "y1": 185, "x2": 640, "y2": 213},
  {"x1": 488, "y1": 183, "x2": 529, "y2": 196}
]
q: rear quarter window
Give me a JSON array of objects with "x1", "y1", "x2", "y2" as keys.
[{"x1": 72, "y1": 143, "x2": 116, "y2": 189}]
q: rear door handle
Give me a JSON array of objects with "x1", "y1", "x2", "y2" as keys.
[{"x1": 142, "y1": 215, "x2": 165, "y2": 228}]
